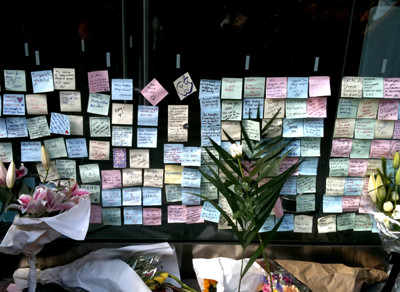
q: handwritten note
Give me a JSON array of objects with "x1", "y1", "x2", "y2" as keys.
[
  {"x1": 137, "y1": 105, "x2": 158, "y2": 126},
  {"x1": 200, "y1": 202, "x2": 220, "y2": 223},
  {"x1": 277, "y1": 214, "x2": 294, "y2": 232},
  {"x1": 348, "y1": 159, "x2": 367, "y2": 179},
  {"x1": 129, "y1": 149, "x2": 149, "y2": 168},
  {"x1": 298, "y1": 157, "x2": 318, "y2": 176},
  {"x1": 296, "y1": 194, "x2": 315, "y2": 212},
  {"x1": 111, "y1": 79, "x2": 133, "y2": 100},
  {"x1": 102, "y1": 169, "x2": 122, "y2": 189},
  {"x1": 49, "y1": 112, "x2": 70, "y2": 135},
  {"x1": 355, "y1": 99, "x2": 377, "y2": 119},
  {"x1": 201, "y1": 182, "x2": 218, "y2": 200},
  {"x1": 287, "y1": 77, "x2": 308, "y2": 98},
  {"x1": 109, "y1": 103, "x2": 133, "y2": 125},
  {"x1": 301, "y1": 137, "x2": 320, "y2": 157},
  {"x1": 182, "y1": 147, "x2": 202, "y2": 167},
  {"x1": 341, "y1": 76, "x2": 363, "y2": 98},
  {"x1": 143, "y1": 208, "x2": 162, "y2": 225},
  {"x1": 244, "y1": 77, "x2": 265, "y2": 98},
  {"x1": 82, "y1": 185, "x2": 101, "y2": 203},
  {"x1": 168, "y1": 205, "x2": 187, "y2": 223},
  {"x1": 164, "y1": 144, "x2": 183, "y2": 163},
  {"x1": 199, "y1": 95, "x2": 220, "y2": 111},
  {"x1": 337, "y1": 99, "x2": 358, "y2": 118},
  {"x1": 168, "y1": 105, "x2": 188, "y2": 142},
  {"x1": 344, "y1": 177, "x2": 363, "y2": 196},
  {"x1": 354, "y1": 119, "x2": 375, "y2": 139},
  {"x1": 242, "y1": 120, "x2": 260, "y2": 141},
  {"x1": 201, "y1": 110, "x2": 221, "y2": 146},
  {"x1": 264, "y1": 99, "x2": 285, "y2": 119},
  {"x1": 43, "y1": 137, "x2": 67, "y2": 158},
  {"x1": 60, "y1": 91, "x2": 81, "y2": 112},
  {"x1": 354, "y1": 214, "x2": 373, "y2": 231},
  {"x1": 113, "y1": 148, "x2": 127, "y2": 168},
  {"x1": 375, "y1": 120, "x2": 394, "y2": 139},
  {"x1": 138, "y1": 189, "x2": 159, "y2": 208},
  {"x1": 378, "y1": 100, "x2": 399, "y2": 120},
  {"x1": 143, "y1": 169, "x2": 164, "y2": 188},
  {"x1": 55, "y1": 160, "x2": 76, "y2": 179},
  {"x1": 123, "y1": 169, "x2": 143, "y2": 186},
  {"x1": 259, "y1": 216, "x2": 275, "y2": 232},
  {"x1": 221, "y1": 100, "x2": 242, "y2": 121},
  {"x1": 0, "y1": 119, "x2": 6, "y2": 138},
  {"x1": 3, "y1": 94, "x2": 25, "y2": 115},
  {"x1": 102, "y1": 188, "x2": 122, "y2": 207},
  {"x1": 186, "y1": 206, "x2": 204, "y2": 224},
  {"x1": 325, "y1": 177, "x2": 345, "y2": 195},
  {"x1": 122, "y1": 187, "x2": 141, "y2": 206},
  {"x1": 53, "y1": 68, "x2": 75, "y2": 90},
  {"x1": 309, "y1": 76, "x2": 331, "y2": 97},
  {"x1": 221, "y1": 78, "x2": 243, "y2": 99},
  {"x1": 165, "y1": 185, "x2": 182, "y2": 202},
  {"x1": 87, "y1": 93, "x2": 110, "y2": 116},
  {"x1": 102, "y1": 208, "x2": 121, "y2": 225},
  {"x1": 36, "y1": 161, "x2": 59, "y2": 182},
  {"x1": 266, "y1": 77, "x2": 287, "y2": 98},
  {"x1": 370, "y1": 140, "x2": 391, "y2": 158},
  {"x1": 27, "y1": 116, "x2": 50, "y2": 139},
  {"x1": 317, "y1": 215, "x2": 336, "y2": 233},
  {"x1": 112, "y1": 126, "x2": 132, "y2": 147},
  {"x1": 297, "y1": 176, "x2": 316, "y2": 194},
  {"x1": 26, "y1": 94, "x2": 48, "y2": 115},
  {"x1": 294, "y1": 215, "x2": 313, "y2": 233},
  {"x1": 164, "y1": 165, "x2": 183, "y2": 184},
  {"x1": 20, "y1": 141, "x2": 41, "y2": 162},
  {"x1": 363, "y1": 77, "x2": 383, "y2": 98},
  {"x1": 137, "y1": 127, "x2": 157, "y2": 148},
  {"x1": 4, "y1": 70, "x2": 26, "y2": 91},
  {"x1": 199, "y1": 79, "x2": 221, "y2": 97},
  {"x1": 221, "y1": 121, "x2": 241, "y2": 141},
  {"x1": 88, "y1": 70, "x2": 109, "y2": 93},
  {"x1": 383, "y1": 78, "x2": 400, "y2": 99},
  {"x1": 342, "y1": 197, "x2": 360, "y2": 212},
  {"x1": 280, "y1": 176, "x2": 297, "y2": 195},
  {"x1": 263, "y1": 119, "x2": 283, "y2": 138},
  {"x1": 330, "y1": 139, "x2": 352, "y2": 157},
  {"x1": 282, "y1": 119, "x2": 303, "y2": 137},
  {"x1": 243, "y1": 99, "x2": 264, "y2": 119},
  {"x1": 89, "y1": 140, "x2": 110, "y2": 160},
  {"x1": 329, "y1": 158, "x2": 349, "y2": 176},
  {"x1": 350, "y1": 139, "x2": 371, "y2": 158},
  {"x1": 337, "y1": 213, "x2": 355, "y2": 231},
  {"x1": 323, "y1": 196, "x2": 343, "y2": 213},
  {"x1": 65, "y1": 138, "x2": 88, "y2": 158},
  {"x1": 303, "y1": 118, "x2": 324, "y2": 137},
  {"x1": 181, "y1": 167, "x2": 201, "y2": 188},
  {"x1": 285, "y1": 99, "x2": 307, "y2": 118},
  {"x1": 31, "y1": 70, "x2": 54, "y2": 93},
  {"x1": 123, "y1": 207, "x2": 142, "y2": 224},
  {"x1": 89, "y1": 205, "x2": 102, "y2": 224},
  {"x1": 0, "y1": 143, "x2": 13, "y2": 162},
  {"x1": 306, "y1": 97, "x2": 327, "y2": 118},
  {"x1": 182, "y1": 187, "x2": 201, "y2": 205},
  {"x1": 67, "y1": 115, "x2": 84, "y2": 136},
  {"x1": 89, "y1": 117, "x2": 110, "y2": 137},
  {"x1": 141, "y1": 78, "x2": 168, "y2": 106},
  {"x1": 174, "y1": 72, "x2": 197, "y2": 100}
]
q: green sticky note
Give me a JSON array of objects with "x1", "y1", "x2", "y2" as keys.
[
  {"x1": 329, "y1": 158, "x2": 349, "y2": 177},
  {"x1": 301, "y1": 137, "x2": 321, "y2": 157},
  {"x1": 337, "y1": 212, "x2": 356, "y2": 231},
  {"x1": 350, "y1": 139, "x2": 372, "y2": 158},
  {"x1": 354, "y1": 119, "x2": 375, "y2": 139},
  {"x1": 337, "y1": 99, "x2": 359, "y2": 118},
  {"x1": 296, "y1": 194, "x2": 315, "y2": 212}
]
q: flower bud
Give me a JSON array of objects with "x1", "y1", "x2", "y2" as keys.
[
  {"x1": 0, "y1": 161, "x2": 7, "y2": 187},
  {"x1": 230, "y1": 143, "x2": 243, "y2": 159},
  {"x1": 383, "y1": 201, "x2": 394, "y2": 212},
  {"x1": 396, "y1": 168, "x2": 400, "y2": 186},
  {"x1": 6, "y1": 161, "x2": 16, "y2": 189},
  {"x1": 41, "y1": 146, "x2": 51, "y2": 171},
  {"x1": 394, "y1": 152, "x2": 400, "y2": 169},
  {"x1": 391, "y1": 191, "x2": 399, "y2": 201},
  {"x1": 376, "y1": 174, "x2": 386, "y2": 201},
  {"x1": 368, "y1": 174, "x2": 377, "y2": 203}
]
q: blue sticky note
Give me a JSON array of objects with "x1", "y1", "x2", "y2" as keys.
[
  {"x1": 137, "y1": 105, "x2": 159, "y2": 126},
  {"x1": 277, "y1": 214, "x2": 294, "y2": 232},
  {"x1": 283, "y1": 119, "x2": 303, "y2": 137},
  {"x1": 323, "y1": 196, "x2": 343, "y2": 213},
  {"x1": 199, "y1": 79, "x2": 221, "y2": 98},
  {"x1": 303, "y1": 118, "x2": 324, "y2": 137},
  {"x1": 137, "y1": 127, "x2": 157, "y2": 148},
  {"x1": 344, "y1": 177, "x2": 363, "y2": 196},
  {"x1": 200, "y1": 201, "x2": 220, "y2": 223},
  {"x1": 23, "y1": 177, "x2": 36, "y2": 189},
  {"x1": 181, "y1": 167, "x2": 202, "y2": 188},
  {"x1": 259, "y1": 215, "x2": 276, "y2": 232},
  {"x1": 287, "y1": 77, "x2": 308, "y2": 98},
  {"x1": 66, "y1": 138, "x2": 88, "y2": 158},
  {"x1": 201, "y1": 110, "x2": 221, "y2": 147},
  {"x1": 3, "y1": 94, "x2": 25, "y2": 115},
  {"x1": 243, "y1": 99, "x2": 264, "y2": 119},
  {"x1": 337, "y1": 99, "x2": 359, "y2": 118},
  {"x1": 6, "y1": 117, "x2": 28, "y2": 138},
  {"x1": 281, "y1": 139, "x2": 301, "y2": 157},
  {"x1": 199, "y1": 96, "x2": 221, "y2": 111},
  {"x1": 386, "y1": 159, "x2": 395, "y2": 177},
  {"x1": 280, "y1": 176, "x2": 297, "y2": 195},
  {"x1": 123, "y1": 206, "x2": 143, "y2": 224},
  {"x1": 298, "y1": 158, "x2": 319, "y2": 176},
  {"x1": 142, "y1": 187, "x2": 162, "y2": 206},
  {"x1": 182, "y1": 187, "x2": 201, "y2": 205},
  {"x1": 111, "y1": 79, "x2": 133, "y2": 100},
  {"x1": 21, "y1": 141, "x2": 41, "y2": 162},
  {"x1": 50, "y1": 112, "x2": 70, "y2": 135},
  {"x1": 102, "y1": 188, "x2": 122, "y2": 207}
]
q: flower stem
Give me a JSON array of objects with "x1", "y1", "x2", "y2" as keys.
[
  {"x1": 238, "y1": 247, "x2": 245, "y2": 292},
  {"x1": 258, "y1": 232, "x2": 273, "y2": 291},
  {"x1": 168, "y1": 274, "x2": 199, "y2": 292}
]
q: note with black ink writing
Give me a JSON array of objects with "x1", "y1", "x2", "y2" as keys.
[
  {"x1": 129, "y1": 149, "x2": 149, "y2": 168},
  {"x1": 112, "y1": 79, "x2": 133, "y2": 100},
  {"x1": 53, "y1": 68, "x2": 76, "y2": 90},
  {"x1": 112, "y1": 126, "x2": 132, "y2": 147},
  {"x1": 141, "y1": 78, "x2": 168, "y2": 106},
  {"x1": 0, "y1": 143, "x2": 13, "y2": 162},
  {"x1": 89, "y1": 117, "x2": 110, "y2": 137},
  {"x1": 123, "y1": 168, "x2": 142, "y2": 186},
  {"x1": 294, "y1": 215, "x2": 313, "y2": 233},
  {"x1": 168, "y1": 105, "x2": 188, "y2": 142},
  {"x1": 65, "y1": 138, "x2": 88, "y2": 158},
  {"x1": 112, "y1": 103, "x2": 133, "y2": 125},
  {"x1": 4, "y1": 70, "x2": 26, "y2": 92},
  {"x1": 60, "y1": 91, "x2": 81, "y2": 112},
  {"x1": 143, "y1": 168, "x2": 164, "y2": 188},
  {"x1": 6, "y1": 117, "x2": 28, "y2": 138},
  {"x1": 165, "y1": 185, "x2": 182, "y2": 202},
  {"x1": 43, "y1": 137, "x2": 68, "y2": 158},
  {"x1": 137, "y1": 105, "x2": 158, "y2": 126},
  {"x1": 21, "y1": 141, "x2": 41, "y2": 162},
  {"x1": 56, "y1": 160, "x2": 76, "y2": 179},
  {"x1": 87, "y1": 93, "x2": 110, "y2": 116},
  {"x1": 341, "y1": 76, "x2": 363, "y2": 98},
  {"x1": 200, "y1": 202, "x2": 220, "y2": 223},
  {"x1": 287, "y1": 77, "x2": 308, "y2": 98},
  {"x1": 3, "y1": 94, "x2": 25, "y2": 115},
  {"x1": 79, "y1": 164, "x2": 101, "y2": 183},
  {"x1": 88, "y1": 70, "x2": 110, "y2": 93},
  {"x1": 27, "y1": 116, "x2": 50, "y2": 139},
  {"x1": 102, "y1": 208, "x2": 121, "y2": 225},
  {"x1": 31, "y1": 70, "x2": 54, "y2": 93}
]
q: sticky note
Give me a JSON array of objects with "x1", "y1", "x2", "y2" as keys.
[
  {"x1": 89, "y1": 140, "x2": 110, "y2": 160},
  {"x1": 27, "y1": 116, "x2": 50, "y2": 139},
  {"x1": 317, "y1": 215, "x2": 336, "y2": 233},
  {"x1": 186, "y1": 206, "x2": 204, "y2": 224},
  {"x1": 165, "y1": 185, "x2": 182, "y2": 202},
  {"x1": 221, "y1": 100, "x2": 242, "y2": 121},
  {"x1": 366, "y1": 159, "x2": 383, "y2": 176},
  {"x1": 102, "y1": 208, "x2": 121, "y2": 226},
  {"x1": 53, "y1": 68, "x2": 76, "y2": 90},
  {"x1": 164, "y1": 144, "x2": 183, "y2": 164},
  {"x1": 356, "y1": 99, "x2": 378, "y2": 119},
  {"x1": 200, "y1": 201, "x2": 220, "y2": 223},
  {"x1": 325, "y1": 177, "x2": 345, "y2": 195},
  {"x1": 55, "y1": 160, "x2": 76, "y2": 179},
  {"x1": 21, "y1": 141, "x2": 41, "y2": 162},
  {"x1": 112, "y1": 103, "x2": 133, "y2": 125},
  {"x1": 370, "y1": 140, "x2": 390, "y2": 158},
  {"x1": 243, "y1": 98, "x2": 264, "y2": 119},
  {"x1": 89, "y1": 117, "x2": 110, "y2": 137},
  {"x1": 168, "y1": 205, "x2": 187, "y2": 223},
  {"x1": 164, "y1": 165, "x2": 183, "y2": 184},
  {"x1": 111, "y1": 79, "x2": 133, "y2": 100},
  {"x1": 221, "y1": 78, "x2": 242, "y2": 99},
  {"x1": 201, "y1": 182, "x2": 218, "y2": 200},
  {"x1": 88, "y1": 70, "x2": 110, "y2": 93},
  {"x1": 375, "y1": 120, "x2": 395, "y2": 139},
  {"x1": 309, "y1": 76, "x2": 330, "y2": 97},
  {"x1": 378, "y1": 100, "x2": 399, "y2": 120},
  {"x1": 3, "y1": 94, "x2": 25, "y2": 115},
  {"x1": 259, "y1": 216, "x2": 275, "y2": 232},
  {"x1": 67, "y1": 115, "x2": 84, "y2": 136},
  {"x1": 220, "y1": 121, "x2": 241, "y2": 141},
  {"x1": 43, "y1": 137, "x2": 67, "y2": 159},
  {"x1": 201, "y1": 110, "x2": 221, "y2": 147},
  {"x1": 390, "y1": 140, "x2": 400, "y2": 157},
  {"x1": 343, "y1": 177, "x2": 363, "y2": 196},
  {"x1": 174, "y1": 72, "x2": 197, "y2": 100},
  {"x1": 101, "y1": 170, "x2": 122, "y2": 189},
  {"x1": 87, "y1": 93, "x2": 110, "y2": 116},
  {"x1": 354, "y1": 214, "x2": 373, "y2": 231},
  {"x1": 297, "y1": 157, "x2": 318, "y2": 175},
  {"x1": 181, "y1": 167, "x2": 201, "y2": 188},
  {"x1": 112, "y1": 126, "x2": 132, "y2": 147},
  {"x1": 201, "y1": 147, "x2": 219, "y2": 165},
  {"x1": 182, "y1": 147, "x2": 202, "y2": 167},
  {"x1": 285, "y1": 99, "x2": 307, "y2": 118},
  {"x1": 102, "y1": 188, "x2": 122, "y2": 207},
  {"x1": 113, "y1": 148, "x2": 127, "y2": 168},
  {"x1": 277, "y1": 214, "x2": 294, "y2": 232},
  {"x1": 141, "y1": 78, "x2": 168, "y2": 106},
  {"x1": 341, "y1": 76, "x2": 363, "y2": 98},
  {"x1": 49, "y1": 112, "x2": 70, "y2": 135},
  {"x1": 329, "y1": 158, "x2": 349, "y2": 176},
  {"x1": 0, "y1": 119, "x2": 6, "y2": 138},
  {"x1": 244, "y1": 77, "x2": 265, "y2": 98},
  {"x1": 280, "y1": 176, "x2": 297, "y2": 195},
  {"x1": 337, "y1": 99, "x2": 358, "y2": 118},
  {"x1": 4, "y1": 70, "x2": 26, "y2": 91},
  {"x1": 143, "y1": 208, "x2": 162, "y2": 225},
  {"x1": 323, "y1": 196, "x2": 343, "y2": 213},
  {"x1": 182, "y1": 187, "x2": 201, "y2": 205},
  {"x1": 266, "y1": 77, "x2": 287, "y2": 98},
  {"x1": 363, "y1": 77, "x2": 383, "y2": 98},
  {"x1": 122, "y1": 169, "x2": 143, "y2": 186},
  {"x1": 264, "y1": 99, "x2": 285, "y2": 119},
  {"x1": 0, "y1": 143, "x2": 13, "y2": 162},
  {"x1": 89, "y1": 205, "x2": 102, "y2": 223},
  {"x1": 168, "y1": 105, "x2": 188, "y2": 142},
  {"x1": 31, "y1": 70, "x2": 54, "y2": 93},
  {"x1": 199, "y1": 79, "x2": 221, "y2": 97},
  {"x1": 337, "y1": 213, "x2": 356, "y2": 231},
  {"x1": 279, "y1": 157, "x2": 299, "y2": 175},
  {"x1": 60, "y1": 91, "x2": 81, "y2": 112},
  {"x1": 123, "y1": 207, "x2": 142, "y2": 224},
  {"x1": 199, "y1": 95, "x2": 220, "y2": 111},
  {"x1": 36, "y1": 161, "x2": 59, "y2": 182},
  {"x1": 348, "y1": 159, "x2": 368, "y2": 177},
  {"x1": 303, "y1": 118, "x2": 324, "y2": 137},
  {"x1": 350, "y1": 139, "x2": 371, "y2": 158},
  {"x1": 306, "y1": 97, "x2": 327, "y2": 118},
  {"x1": 294, "y1": 215, "x2": 313, "y2": 233},
  {"x1": 143, "y1": 168, "x2": 164, "y2": 188},
  {"x1": 26, "y1": 94, "x2": 48, "y2": 115},
  {"x1": 137, "y1": 105, "x2": 158, "y2": 126},
  {"x1": 330, "y1": 139, "x2": 352, "y2": 157},
  {"x1": 242, "y1": 120, "x2": 260, "y2": 141},
  {"x1": 383, "y1": 78, "x2": 400, "y2": 99},
  {"x1": 333, "y1": 119, "x2": 355, "y2": 138},
  {"x1": 263, "y1": 118, "x2": 283, "y2": 138},
  {"x1": 137, "y1": 127, "x2": 157, "y2": 148},
  {"x1": 296, "y1": 194, "x2": 315, "y2": 212},
  {"x1": 297, "y1": 176, "x2": 316, "y2": 194},
  {"x1": 129, "y1": 149, "x2": 149, "y2": 168},
  {"x1": 354, "y1": 119, "x2": 375, "y2": 139},
  {"x1": 300, "y1": 138, "x2": 320, "y2": 157},
  {"x1": 342, "y1": 197, "x2": 360, "y2": 212},
  {"x1": 65, "y1": 138, "x2": 88, "y2": 158},
  {"x1": 281, "y1": 139, "x2": 301, "y2": 157},
  {"x1": 282, "y1": 119, "x2": 303, "y2": 137},
  {"x1": 287, "y1": 77, "x2": 308, "y2": 98},
  {"x1": 122, "y1": 187, "x2": 142, "y2": 206},
  {"x1": 142, "y1": 187, "x2": 162, "y2": 206},
  {"x1": 81, "y1": 185, "x2": 101, "y2": 204}
]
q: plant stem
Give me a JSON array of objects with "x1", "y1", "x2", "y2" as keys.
[
  {"x1": 238, "y1": 247, "x2": 245, "y2": 292},
  {"x1": 168, "y1": 274, "x2": 199, "y2": 292},
  {"x1": 258, "y1": 232, "x2": 273, "y2": 291}
]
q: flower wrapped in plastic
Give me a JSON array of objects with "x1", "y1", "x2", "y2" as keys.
[{"x1": 0, "y1": 179, "x2": 91, "y2": 292}]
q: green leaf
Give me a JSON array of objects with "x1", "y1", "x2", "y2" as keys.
[
  {"x1": 261, "y1": 109, "x2": 281, "y2": 135},
  {"x1": 0, "y1": 188, "x2": 10, "y2": 203},
  {"x1": 241, "y1": 121, "x2": 254, "y2": 154},
  {"x1": 207, "y1": 140, "x2": 243, "y2": 179}
]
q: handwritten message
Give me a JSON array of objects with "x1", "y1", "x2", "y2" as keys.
[
  {"x1": 129, "y1": 149, "x2": 149, "y2": 168},
  {"x1": 6, "y1": 117, "x2": 28, "y2": 138},
  {"x1": 89, "y1": 117, "x2": 110, "y2": 137},
  {"x1": 60, "y1": 91, "x2": 81, "y2": 112},
  {"x1": 87, "y1": 93, "x2": 110, "y2": 116},
  {"x1": 20, "y1": 141, "x2": 41, "y2": 162},
  {"x1": 3, "y1": 94, "x2": 25, "y2": 115},
  {"x1": 65, "y1": 138, "x2": 88, "y2": 158},
  {"x1": 43, "y1": 137, "x2": 67, "y2": 158},
  {"x1": 4, "y1": 70, "x2": 26, "y2": 91},
  {"x1": 111, "y1": 79, "x2": 133, "y2": 100},
  {"x1": 137, "y1": 127, "x2": 157, "y2": 148},
  {"x1": 111, "y1": 103, "x2": 133, "y2": 125},
  {"x1": 266, "y1": 77, "x2": 287, "y2": 98},
  {"x1": 49, "y1": 112, "x2": 70, "y2": 135},
  {"x1": 31, "y1": 70, "x2": 54, "y2": 93},
  {"x1": 53, "y1": 68, "x2": 75, "y2": 90},
  {"x1": 168, "y1": 105, "x2": 188, "y2": 142},
  {"x1": 123, "y1": 207, "x2": 142, "y2": 224},
  {"x1": 137, "y1": 105, "x2": 158, "y2": 126},
  {"x1": 287, "y1": 77, "x2": 308, "y2": 98},
  {"x1": 79, "y1": 163, "x2": 101, "y2": 183},
  {"x1": 89, "y1": 140, "x2": 110, "y2": 160},
  {"x1": 113, "y1": 148, "x2": 127, "y2": 168},
  {"x1": 123, "y1": 169, "x2": 143, "y2": 186},
  {"x1": 141, "y1": 78, "x2": 168, "y2": 106},
  {"x1": 88, "y1": 70, "x2": 109, "y2": 93},
  {"x1": 244, "y1": 77, "x2": 265, "y2": 98},
  {"x1": 221, "y1": 78, "x2": 242, "y2": 99},
  {"x1": 122, "y1": 187, "x2": 141, "y2": 206},
  {"x1": 27, "y1": 116, "x2": 50, "y2": 139},
  {"x1": 112, "y1": 126, "x2": 132, "y2": 147},
  {"x1": 26, "y1": 94, "x2": 48, "y2": 115}
]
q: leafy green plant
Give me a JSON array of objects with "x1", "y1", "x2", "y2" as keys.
[{"x1": 198, "y1": 112, "x2": 301, "y2": 292}]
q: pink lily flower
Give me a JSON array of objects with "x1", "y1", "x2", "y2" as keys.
[
  {"x1": 7, "y1": 194, "x2": 47, "y2": 216},
  {"x1": 16, "y1": 163, "x2": 28, "y2": 179},
  {"x1": 45, "y1": 188, "x2": 76, "y2": 213},
  {"x1": 61, "y1": 181, "x2": 91, "y2": 203},
  {"x1": 0, "y1": 161, "x2": 7, "y2": 187}
]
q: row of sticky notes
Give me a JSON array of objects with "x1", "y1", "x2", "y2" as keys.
[
  {"x1": 333, "y1": 118, "x2": 400, "y2": 139},
  {"x1": 259, "y1": 214, "x2": 314, "y2": 233},
  {"x1": 325, "y1": 176, "x2": 368, "y2": 196},
  {"x1": 341, "y1": 76, "x2": 400, "y2": 98},
  {"x1": 329, "y1": 158, "x2": 385, "y2": 177},
  {"x1": 331, "y1": 139, "x2": 400, "y2": 158},
  {"x1": 337, "y1": 98, "x2": 400, "y2": 120},
  {"x1": 317, "y1": 214, "x2": 376, "y2": 233}
]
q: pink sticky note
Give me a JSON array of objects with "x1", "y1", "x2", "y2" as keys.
[
  {"x1": 141, "y1": 78, "x2": 168, "y2": 106},
  {"x1": 370, "y1": 140, "x2": 391, "y2": 158},
  {"x1": 342, "y1": 196, "x2": 360, "y2": 212},
  {"x1": 390, "y1": 140, "x2": 400, "y2": 158},
  {"x1": 348, "y1": 159, "x2": 368, "y2": 177},
  {"x1": 88, "y1": 70, "x2": 110, "y2": 93},
  {"x1": 309, "y1": 76, "x2": 331, "y2": 97},
  {"x1": 378, "y1": 100, "x2": 399, "y2": 120},
  {"x1": 168, "y1": 205, "x2": 187, "y2": 223},
  {"x1": 101, "y1": 169, "x2": 122, "y2": 189},
  {"x1": 306, "y1": 97, "x2": 327, "y2": 118},
  {"x1": 90, "y1": 205, "x2": 102, "y2": 224},
  {"x1": 143, "y1": 208, "x2": 162, "y2": 225},
  {"x1": 279, "y1": 157, "x2": 299, "y2": 175},
  {"x1": 393, "y1": 121, "x2": 400, "y2": 139},
  {"x1": 266, "y1": 77, "x2": 287, "y2": 98},
  {"x1": 330, "y1": 139, "x2": 352, "y2": 157},
  {"x1": 384, "y1": 78, "x2": 400, "y2": 99},
  {"x1": 186, "y1": 206, "x2": 204, "y2": 224}
]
